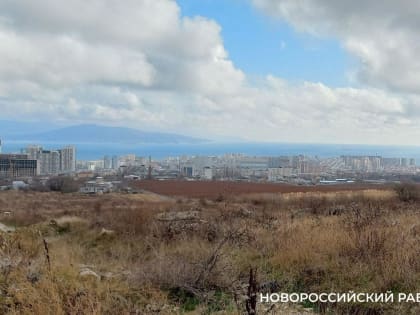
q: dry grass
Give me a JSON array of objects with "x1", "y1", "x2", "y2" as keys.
[{"x1": 0, "y1": 187, "x2": 419, "y2": 314}]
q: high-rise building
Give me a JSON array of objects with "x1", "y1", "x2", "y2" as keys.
[
  {"x1": 341, "y1": 156, "x2": 383, "y2": 172},
  {"x1": 39, "y1": 150, "x2": 60, "y2": 175},
  {"x1": 25, "y1": 145, "x2": 43, "y2": 160},
  {"x1": 0, "y1": 154, "x2": 38, "y2": 178},
  {"x1": 112, "y1": 155, "x2": 119, "y2": 169},
  {"x1": 268, "y1": 156, "x2": 291, "y2": 168},
  {"x1": 59, "y1": 146, "x2": 76, "y2": 173},
  {"x1": 23, "y1": 145, "x2": 76, "y2": 175},
  {"x1": 104, "y1": 155, "x2": 112, "y2": 169}
]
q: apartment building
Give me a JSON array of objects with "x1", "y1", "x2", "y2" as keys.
[{"x1": 24, "y1": 145, "x2": 76, "y2": 175}]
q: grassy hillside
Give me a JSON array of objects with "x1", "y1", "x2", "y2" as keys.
[{"x1": 0, "y1": 188, "x2": 418, "y2": 314}]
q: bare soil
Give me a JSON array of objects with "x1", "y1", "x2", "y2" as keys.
[{"x1": 133, "y1": 180, "x2": 391, "y2": 198}]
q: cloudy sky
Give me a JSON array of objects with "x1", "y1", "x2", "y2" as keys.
[{"x1": 0, "y1": 0, "x2": 419, "y2": 144}]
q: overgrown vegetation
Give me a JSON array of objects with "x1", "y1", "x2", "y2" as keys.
[
  {"x1": 0, "y1": 188, "x2": 418, "y2": 314},
  {"x1": 394, "y1": 182, "x2": 420, "y2": 202},
  {"x1": 46, "y1": 177, "x2": 80, "y2": 193}
]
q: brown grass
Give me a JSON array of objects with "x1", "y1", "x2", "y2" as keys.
[{"x1": 0, "y1": 187, "x2": 419, "y2": 314}]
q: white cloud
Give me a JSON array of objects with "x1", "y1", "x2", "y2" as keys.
[
  {"x1": 0, "y1": 30, "x2": 155, "y2": 88},
  {"x1": 0, "y1": 0, "x2": 419, "y2": 144},
  {"x1": 252, "y1": 0, "x2": 420, "y2": 94}
]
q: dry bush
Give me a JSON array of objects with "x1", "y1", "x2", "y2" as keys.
[
  {"x1": 0, "y1": 227, "x2": 162, "y2": 314},
  {"x1": 87, "y1": 203, "x2": 160, "y2": 237},
  {"x1": 47, "y1": 177, "x2": 80, "y2": 194},
  {"x1": 135, "y1": 230, "x2": 247, "y2": 303},
  {"x1": 394, "y1": 182, "x2": 420, "y2": 202}
]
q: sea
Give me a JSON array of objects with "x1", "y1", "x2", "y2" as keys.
[{"x1": 3, "y1": 141, "x2": 420, "y2": 163}]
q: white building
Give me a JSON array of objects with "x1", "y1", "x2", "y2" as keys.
[
  {"x1": 60, "y1": 146, "x2": 76, "y2": 173},
  {"x1": 268, "y1": 167, "x2": 294, "y2": 182},
  {"x1": 80, "y1": 177, "x2": 113, "y2": 194},
  {"x1": 203, "y1": 167, "x2": 213, "y2": 180},
  {"x1": 24, "y1": 145, "x2": 76, "y2": 175}
]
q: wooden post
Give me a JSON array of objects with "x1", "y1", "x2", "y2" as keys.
[{"x1": 246, "y1": 268, "x2": 258, "y2": 315}]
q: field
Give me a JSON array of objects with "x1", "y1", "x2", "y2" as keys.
[
  {"x1": 133, "y1": 180, "x2": 389, "y2": 198},
  {"x1": 0, "y1": 184, "x2": 419, "y2": 314}
]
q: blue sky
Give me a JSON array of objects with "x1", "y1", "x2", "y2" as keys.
[
  {"x1": 178, "y1": 0, "x2": 352, "y2": 87},
  {"x1": 0, "y1": 0, "x2": 418, "y2": 145}
]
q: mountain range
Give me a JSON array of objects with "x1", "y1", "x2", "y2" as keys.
[{"x1": 0, "y1": 121, "x2": 206, "y2": 144}]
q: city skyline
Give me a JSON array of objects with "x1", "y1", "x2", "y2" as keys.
[
  {"x1": 76, "y1": 150, "x2": 420, "y2": 185},
  {"x1": 1, "y1": 137, "x2": 418, "y2": 182}
]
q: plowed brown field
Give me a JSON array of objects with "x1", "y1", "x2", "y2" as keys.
[{"x1": 133, "y1": 180, "x2": 390, "y2": 198}]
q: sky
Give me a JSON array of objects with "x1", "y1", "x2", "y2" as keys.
[{"x1": 0, "y1": 0, "x2": 419, "y2": 145}]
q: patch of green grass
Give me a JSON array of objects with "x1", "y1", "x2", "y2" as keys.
[
  {"x1": 168, "y1": 287, "x2": 200, "y2": 312},
  {"x1": 204, "y1": 290, "x2": 234, "y2": 314}
]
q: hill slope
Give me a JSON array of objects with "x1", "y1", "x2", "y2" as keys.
[{"x1": 10, "y1": 124, "x2": 206, "y2": 144}]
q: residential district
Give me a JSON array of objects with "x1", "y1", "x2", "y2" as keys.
[{"x1": 0, "y1": 139, "x2": 418, "y2": 192}]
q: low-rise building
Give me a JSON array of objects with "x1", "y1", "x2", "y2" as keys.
[
  {"x1": 268, "y1": 167, "x2": 294, "y2": 181},
  {"x1": 79, "y1": 177, "x2": 113, "y2": 194}
]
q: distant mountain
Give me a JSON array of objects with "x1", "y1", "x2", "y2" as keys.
[
  {"x1": 0, "y1": 120, "x2": 60, "y2": 137},
  {"x1": 9, "y1": 124, "x2": 207, "y2": 144}
]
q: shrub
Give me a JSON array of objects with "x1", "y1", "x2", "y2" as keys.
[
  {"x1": 47, "y1": 177, "x2": 80, "y2": 193},
  {"x1": 394, "y1": 182, "x2": 419, "y2": 202}
]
